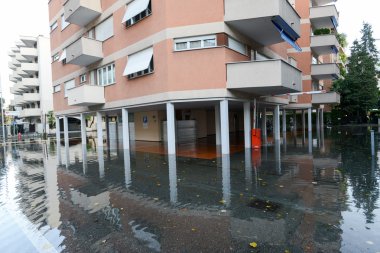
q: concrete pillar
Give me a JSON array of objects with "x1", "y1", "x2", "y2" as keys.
[
  {"x1": 106, "y1": 116, "x2": 110, "y2": 151},
  {"x1": 215, "y1": 104, "x2": 221, "y2": 146},
  {"x1": 274, "y1": 105, "x2": 280, "y2": 141},
  {"x1": 320, "y1": 108, "x2": 324, "y2": 129},
  {"x1": 124, "y1": 149, "x2": 131, "y2": 188},
  {"x1": 166, "y1": 102, "x2": 176, "y2": 155},
  {"x1": 262, "y1": 108, "x2": 267, "y2": 137},
  {"x1": 244, "y1": 102, "x2": 251, "y2": 148},
  {"x1": 222, "y1": 154, "x2": 231, "y2": 207},
  {"x1": 122, "y1": 108, "x2": 130, "y2": 150},
  {"x1": 282, "y1": 109, "x2": 286, "y2": 133},
  {"x1": 55, "y1": 116, "x2": 61, "y2": 144},
  {"x1": 80, "y1": 113, "x2": 86, "y2": 147},
  {"x1": 308, "y1": 108, "x2": 312, "y2": 132},
  {"x1": 220, "y1": 100, "x2": 230, "y2": 155},
  {"x1": 316, "y1": 108, "x2": 320, "y2": 132},
  {"x1": 63, "y1": 116, "x2": 69, "y2": 146},
  {"x1": 98, "y1": 146, "x2": 105, "y2": 179},
  {"x1": 168, "y1": 155, "x2": 178, "y2": 204},
  {"x1": 96, "y1": 112, "x2": 103, "y2": 147}
]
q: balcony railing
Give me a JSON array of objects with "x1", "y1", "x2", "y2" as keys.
[
  {"x1": 66, "y1": 37, "x2": 103, "y2": 66},
  {"x1": 67, "y1": 85, "x2": 105, "y2": 106}
]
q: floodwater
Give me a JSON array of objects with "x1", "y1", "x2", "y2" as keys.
[{"x1": 0, "y1": 127, "x2": 380, "y2": 253}]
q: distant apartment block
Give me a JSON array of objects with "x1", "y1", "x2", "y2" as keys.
[{"x1": 9, "y1": 36, "x2": 53, "y2": 134}]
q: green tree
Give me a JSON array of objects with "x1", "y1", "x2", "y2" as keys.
[
  {"x1": 47, "y1": 111, "x2": 56, "y2": 128},
  {"x1": 333, "y1": 23, "x2": 379, "y2": 123}
]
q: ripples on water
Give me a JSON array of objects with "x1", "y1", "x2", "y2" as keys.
[{"x1": 0, "y1": 127, "x2": 379, "y2": 253}]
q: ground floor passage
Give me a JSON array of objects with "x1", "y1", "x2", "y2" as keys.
[{"x1": 56, "y1": 100, "x2": 328, "y2": 158}]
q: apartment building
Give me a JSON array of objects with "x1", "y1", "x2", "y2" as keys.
[
  {"x1": 9, "y1": 36, "x2": 54, "y2": 134},
  {"x1": 286, "y1": 0, "x2": 341, "y2": 120},
  {"x1": 49, "y1": 0, "x2": 340, "y2": 154}
]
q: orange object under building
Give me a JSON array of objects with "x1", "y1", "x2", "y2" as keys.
[{"x1": 251, "y1": 128, "x2": 261, "y2": 149}]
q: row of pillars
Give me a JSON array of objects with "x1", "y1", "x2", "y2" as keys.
[{"x1": 55, "y1": 101, "x2": 324, "y2": 156}]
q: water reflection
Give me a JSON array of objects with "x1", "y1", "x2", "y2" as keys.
[{"x1": 0, "y1": 127, "x2": 380, "y2": 252}]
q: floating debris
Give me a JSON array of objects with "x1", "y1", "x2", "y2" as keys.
[
  {"x1": 248, "y1": 199, "x2": 281, "y2": 212},
  {"x1": 249, "y1": 242, "x2": 258, "y2": 248}
]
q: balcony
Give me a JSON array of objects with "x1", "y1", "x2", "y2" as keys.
[
  {"x1": 23, "y1": 93, "x2": 40, "y2": 103},
  {"x1": 14, "y1": 96, "x2": 25, "y2": 106},
  {"x1": 8, "y1": 62, "x2": 17, "y2": 70},
  {"x1": 21, "y1": 63, "x2": 39, "y2": 75},
  {"x1": 311, "y1": 63, "x2": 340, "y2": 80},
  {"x1": 310, "y1": 5, "x2": 339, "y2": 30},
  {"x1": 20, "y1": 36, "x2": 37, "y2": 48},
  {"x1": 224, "y1": 0, "x2": 300, "y2": 46},
  {"x1": 311, "y1": 35, "x2": 339, "y2": 56},
  {"x1": 20, "y1": 47, "x2": 38, "y2": 61},
  {"x1": 312, "y1": 0, "x2": 337, "y2": 6},
  {"x1": 67, "y1": 85, "x2": 105, "y2": 106},
  {"x1": 11, "y1": 58, "x2": 21, "y2": 67},
  {"x1": 312, "y1": 92, "x2": 340, "y2": 105},
  {"x1": 64, "y1": 0, "x2": 102, "y2": 27},
  {"x1": 21, "y1": 78, "x2": 39, "y2": 89},
  {"x1": 226, "y1": 59, "x2": 302, "y2": 95},
  {"x1": 66, "y1": 37, "x2": 103, "y2": 66},
  {"x1": 20, "y1": 108, "x2": 42, "y2": 118}
]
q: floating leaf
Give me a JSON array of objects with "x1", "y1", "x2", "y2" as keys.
[
  {"x1": 279, "y1": 185, "x2": 284, "y2": 188},
  {"x1": 249, "y1": 242, "x2": 257, "y2": 248},
  {"x1": 191, "y1": 228, "x2": 196, "y2": 231}
]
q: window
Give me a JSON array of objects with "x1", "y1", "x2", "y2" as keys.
[
  {"x1": 59, "y1": 49, "x2": 67, "y2": 65},
  {"x1": 52, "y1": 53, "x2": 60, "y2": 62},
  {"x1": 255, "y1": 52, "x2": 271, "y2": 61},
  {"x1": 50, "y1": 21, "x2": 58, "y2": 32},
  {"x1": 95, "y1": 16, "x2": 114, "y2": 42},
  {"x1": 88, "y1": 28, "x2": 95, "y2": 39},
  {"x1": 174, "y1": 35, "x2": 217, "y2": 51},
  {"x1": 64, "y1": 79, "x2": 75, "y2": 97},
  {"x1": 123, "y1": 47, "x2": 154, "y2": 79},
  {"x1": 228, "y1": 37, "x2": 247, "y2": 55},
  {"x1": 61, "y1": 14, "x2": 70, "y2": 30},
  {"x1": 122, "y1": 0, "x2": 152, "y2": 27},
  {"x1": 53, "y1": 85, "x2": 61, "y2": 93},
  {"x1": 80, "y1": 74, "x2": 86, "y2": 83},
  {"x1": 97, "y1": 63, "x2": 115, "y2": 86}
]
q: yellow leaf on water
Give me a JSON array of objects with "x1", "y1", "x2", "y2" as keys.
[
  {"x1": 285, "y1": 250, "x2": 291, "y2": 253},
  {"x1": 219, "y1": 199, "x2": 226, "y2": 204},
  {"x1": 191, "y1": 228, "x2": 196, "y2": 231},
  {"x1": 249, "y1": 242, "x2": 257, "y2": 248}
]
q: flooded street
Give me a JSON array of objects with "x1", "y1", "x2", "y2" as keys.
[{"x1": 1, "y1": 127, "x2": 380, "y2": 253}]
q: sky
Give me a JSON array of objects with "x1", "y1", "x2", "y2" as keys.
[{"x1": 0, "y1": 0, "x2": 379, "y2": 107}]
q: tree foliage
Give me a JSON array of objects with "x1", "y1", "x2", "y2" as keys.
[{"x1": 333, "y1": 23, "x2": 379, "y2": 123}]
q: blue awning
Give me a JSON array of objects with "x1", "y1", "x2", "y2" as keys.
[
  {"x1": 271, "y1": 16, "x2": 302, "y2": 52},
  {"x1": 331, "y1": 17, "x2": 338, "y2": 29},
  {"x1": 331, "y1": 45, "x2": 338, "y2": 54}
]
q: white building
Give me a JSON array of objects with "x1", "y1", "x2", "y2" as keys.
[{"x1": 8, "y1": 35, "x2": 53, "y2": 134}]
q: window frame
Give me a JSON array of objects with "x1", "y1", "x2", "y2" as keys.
[
  {"x1": 50, "y1": 21, "x2": 58, "y2": 32},
  {"x1": 80, "y1": 74, "x2": 86, "y2": 84},
  {"x1": 96, "y1": 63, "x2": 116, "y2": 86},
  {"x1": 64, "y1": 79, "x2": 76, "y2": 98},
  {"x1": 52, "y1": 53, "x2": 60, "y2": 62},
  {"x1": 61, "y1": 14, "x2": 70, "y2": 31},
  {"x1": 125, "y1": 1, "x2": 152, "y2": 28},
  {"x1": 174, "y1": 35, "x2": 217, "y2": 52},
  {"x1": 53, "y1": 84, "x2": 61, "y2": 93}
]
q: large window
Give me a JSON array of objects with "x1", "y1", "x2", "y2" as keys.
[
  {"x1": 53, "y1": 85, "x2": 61, "y2": 93},
  {"x1": 122, "y1": 0, "x2": 152, "y2": 27},
  {"x1": 61, "y1": 14, "x2": 70, "y2": 30},
  {"x1": 228, "y1": 37, "x2": 248, "y2": 55},
  {"x1": 50, "y1": 21, "x2": 58, "y2": 32},
  {"x1": 97, "y1": 63, "x2": 116, "y2": 86},
  {"x1": 64, "y1": 79, "x2": 75, "y2": 97},
  {"x1": 95, "y1": 16, "x2": 114, "y2": 42},
  {"x1": 174, "y1": 35, "x2": 217, "y2": 51}
]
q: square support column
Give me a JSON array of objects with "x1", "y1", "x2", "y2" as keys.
[
  {"x1": 215, "y1": 104, "x2": 221, "y2": 146},
  {"x1": 122, "y1": 108, "x2": 130, "y2": 150},
  {"x1": 308, "y1": 108, "x2": 312, "y2": 133},
  {"x1": 282, "y1": 109, "x2": 286, "y2": 133},
  {"x1": 80, "y1": 113, "x2": 86, "y2": 147},
  {"x1": 274, "y1": 105, "x2": 280, "y2": 141},
  {"x1": 220, "y1": 100, "x2": 230, "y2": 155},
  {"x1": 320, "y1": 108, "x2": 324, "y2": 129},
  {"x1": 244, "y1": 102, "x2": 251, "y2": 148},
  {"x1": 63, "y1": 116, "x2": 69, "y2": 146},
  {"x1": 96, "y1": 112, "x2": 103, "y2": 147},
  {"x1": 262, "y1": 108, "x2": 267, "y2": 137},
  {"x1": 56, "y1": 116, "x2": 61, "y2": 144},
  {"x1": 166, "y1": 102, "x2": 176, "y2": 155}
]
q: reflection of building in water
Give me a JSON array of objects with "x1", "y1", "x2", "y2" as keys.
[{"x1": 54, "y1": 141, "x2": 345, "y2": 252}]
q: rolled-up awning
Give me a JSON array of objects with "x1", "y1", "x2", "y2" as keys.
[
  {"x1": 123, "y1": 47, "x2": 153, "y2": 76},
  {"x1": 59, "y1": 49, "x2": 66, "y2": 62},
  {"x1": 122, "y1": 0, "x2": 150, "y2": 23},
  {"x1": 272, "y1": 16, "x2": 302, "y2": 52}
]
